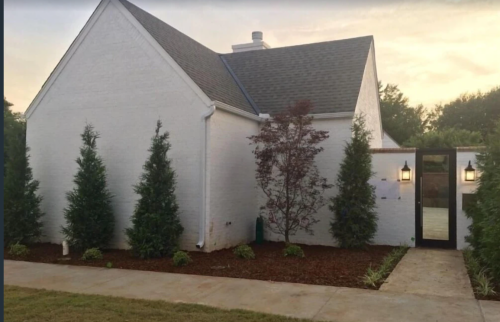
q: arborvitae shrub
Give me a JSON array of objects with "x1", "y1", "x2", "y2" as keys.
[
  {"x1": 62, "y1": 124, "x2": 114, "y2": 251},
  {"x1": 126, "y1": 120, "x2": 184, "y2": 259},
  {"x1": 330, "y1": 115, "x2": 378, "y2": 248}
]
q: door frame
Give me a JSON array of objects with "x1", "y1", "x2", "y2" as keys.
[{"x1": 415, "y1": 148, "x2": 457, "y2": 249}]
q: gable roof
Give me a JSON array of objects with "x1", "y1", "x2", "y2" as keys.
[
  {"x1": 119, "y1": 0, "x2": 255, "y2": 114},
  {"x1": 120, "y1": 0, "x2": 373, "y2": 115},
  {"x1": 222, "y1": 37, "x2": 373, "y2": 115}
]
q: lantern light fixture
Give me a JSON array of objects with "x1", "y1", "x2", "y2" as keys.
[
  {"x1": 401, "y1": 161, "x2": 411, "y2": 181},
  {"x1": 465, "y1": 161, "x2": 476, "y2": 182}
]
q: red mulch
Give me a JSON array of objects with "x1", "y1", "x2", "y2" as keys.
[{"x1": 5, "y1": 242, "x2": 396, "y2": 289}]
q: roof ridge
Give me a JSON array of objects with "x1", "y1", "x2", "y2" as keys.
[{"x1": 222, "y1": 35, "x2": 374, "y2": 56}]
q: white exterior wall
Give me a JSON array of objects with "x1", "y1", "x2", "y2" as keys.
[
  {"x1": 207, "y1": 109, "x2": 260, "y2": 251},
  {"x1": 354, "y1": 43, "x2": 382, "y2": 148},
  {"x1": 263, "y1": 117, "x2": 353, "y2": 246},
  {"x1": 370, "y1": 150, "x2": 479, "y2": 249},
  {"x1": 456, "y1": 151, "x2": 478, "y2": 249},
  {"x1": 371, "y1": 152, "x2": 416, "y2": 247},
  {"x1": 382, "y1": 132, "x2": 400, "y2": 148},
  {"x1": 26, "y1": 1, "x2": 208, "y2": 250}
]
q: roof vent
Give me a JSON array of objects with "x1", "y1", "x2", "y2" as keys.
[
  {"x1": 232, "y1": 31, "x2": 271, "y2": 53},
  {"x1": 252, "y1": 31, "x2": 263, "y2": 42}
]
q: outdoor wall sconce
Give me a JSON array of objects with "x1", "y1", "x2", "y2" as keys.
[
  {"x1": 465, "y1": 161, "x2": 476, "y2": 182},
  {"x1": 401, "y1": 161, "x2": 411, "y2": 181}
]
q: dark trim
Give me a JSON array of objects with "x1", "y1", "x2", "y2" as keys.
[
  {"x1": 219, "y1": 55, "x2": 261, "y2": 115},
  {"x1": 415, "y1": 148, "x2": 457, "y2": 249}
]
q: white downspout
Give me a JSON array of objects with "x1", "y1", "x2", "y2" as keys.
[{"x1": 197, "y1": 103, "x2": 216, "y2": 249}]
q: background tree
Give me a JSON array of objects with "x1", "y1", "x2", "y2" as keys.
[
  {"x1": 330, "y1": 115, "x2": 377, "y2": 248},
  {"x1": 4, "y1": 98, "x2": 26, "y2": 175},
  {"x1": 465, "y1": 121, "x2": 500, "y2": 280},
  {"x1": 403, "y1": 128, "x2": 483, "y2": 148},
  {"x1": 126, "y1": 120, "x2": 183, "y2": 259},
  {"x1": 379, "y1": 82, "x2": 427, "y2": 145},
  {"x1": 249, "y1": 100, "x2": 332, "y2": 243},
  {"x1": 4, "y1": 108, "x2": 44, "y2": 245},
  {"x1": 429, "y1": 87, "x2": 500, "y2": 139},
  {"x1": 62, "y1": 124, "x2": 114, "y2": 250}
]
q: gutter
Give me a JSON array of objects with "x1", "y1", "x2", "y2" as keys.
[{"x1": 197, "y1": 103, "x2": 216, "y2": 249}]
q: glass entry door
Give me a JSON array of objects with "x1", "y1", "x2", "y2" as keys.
[{"x1": 415, "y1": 149, "x2": 457, "y2": 249}]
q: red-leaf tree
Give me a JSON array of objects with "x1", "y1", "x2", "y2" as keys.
[{"x1": 249, "y1": 100, "x2": 332, "y2": 243}]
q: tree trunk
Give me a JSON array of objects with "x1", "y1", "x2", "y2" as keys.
[{"x1": 285, "y1": 230, "x2": 289, "y2": 244}]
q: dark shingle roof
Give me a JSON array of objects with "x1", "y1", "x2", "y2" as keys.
[
  {"x1": 119, "y1": 0, "x2": 255, "y2": 113},
  {"x1": 120, "y1": 0, "x2": 372, "y2": 115},
  {"x1": 222, "y1": 37, "x2": 373, "y2": 115}
]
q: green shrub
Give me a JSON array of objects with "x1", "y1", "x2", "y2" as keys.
[
  {"x1": 233, "y1": 245, "x2": 255, "y2": 259},
  {"x1": 283, "y1": 244, "x2": 304, "y2": 258},
  {"x1": 106, "y1": 262, "x2": 113, "y2": 269},
  {"x1": 81, "y1": 248, "x2": 103, "y2": 261},
  {"x1": 330, "y1": 115, "x2": 377, "y2": 248},
  {"x1": 474, "y1": 269, "x2": 497, "y2": 297},
  {"x1": 4, "y1": 137, "x2": 44, "y2": 246},
  {"x1": 173, "y1": 251, "x2": 192, "y2": 267},
  {"x1": 62, "y1": 124, "x2": 114, "y2": 251},
  {"x1": 362, "y1": 266, "x2": 383, "y2": 287},
  {"x1": 126, "y1": 121, "x2": 184, "y2": 259},
  {"x1": 463, "y1": 248, "x2": 481, "y2": 275},
  {"x1": 8, "y1": 243, "x2": 30, "y2": 258},
  {"x1": 465, "y1": 122, "x2": 500, "y2": 281}
]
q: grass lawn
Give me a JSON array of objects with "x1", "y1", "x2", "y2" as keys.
[{"x1": 4, "y1": 286, "x2": 313, "y2": 322}]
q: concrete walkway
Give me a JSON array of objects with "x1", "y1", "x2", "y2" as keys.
[
  {"x1": 4, "y1": 260, "x2": 500, "y2": 322},
  {"x1": 381, "y1": 248, "x2": 475, "y2": 299}
]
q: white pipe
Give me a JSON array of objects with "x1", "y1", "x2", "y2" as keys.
[
  {"x1": 62, "y1": 240, "x2": 69, "y2": 256},
  {"x1": 197, "y1": 103, "x2": 216, "y2": 249}
]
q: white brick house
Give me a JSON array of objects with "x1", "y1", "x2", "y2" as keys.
[{"x1": 26, "y1": 0, "x2": 385, "y2": 252}]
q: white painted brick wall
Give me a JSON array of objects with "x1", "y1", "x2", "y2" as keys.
[
  {"x1": 207, "y1": 109, "x2": 260, "y2": 251},
  {"x1": 262, "y1": 118, "x2": 354, "y2": 246},
  {"x1": 372, "y1": 152, "x2": 416, "y2": 247},
  {"x1": 382, "y1": 132, "x2": 400, "y2": 148},
  {"x1": 26, "y1": 1, "x2": 207, "y2": 250},
  {"x1": 354, "y1": 43, "x2": 382, "y2": 148}
]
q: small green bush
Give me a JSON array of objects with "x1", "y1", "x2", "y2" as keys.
[
  {"x1": 106, "y1": 262, "x2": 113, "y2": 269},
  {"x1": 173, "y1": 251, "x2": 192, "y2": 267},
  {"x1": 362, "y1": 244, "x2": 408, "y2": 288},
  {"x1": 283, "y1": 244, "x2": 304, "y2": 258},
  {"x1": 81, "y1": 248, "x2": 103, "y2": 261},
  {"x1": 474, "y1": 269, "x2": 497, "y2": 297},
  {"x1": 9, "y1": 243, "x2": 30, "y2": 258},
  {"x1": 463, "y1": 248, "x2": 481, "y2": 275},
  {"x1": 362, "y1": 266, "x2": 383, "y2": 287},
  {"x1": 233, "y1": 245, "x2": 255, "y2": 259}
]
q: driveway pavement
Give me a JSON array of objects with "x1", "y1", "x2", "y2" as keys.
[{"x1": 4, "y1": 259, "x2": 499, "y2": 322}]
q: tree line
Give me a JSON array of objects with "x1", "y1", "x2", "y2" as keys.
[{"x1": 379, "y1": 83, "x2": 500, "y2": 148}]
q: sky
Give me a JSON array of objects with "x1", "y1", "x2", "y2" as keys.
[{"x1": 4, "y1": 0, "x2": 500, "y2": 113}]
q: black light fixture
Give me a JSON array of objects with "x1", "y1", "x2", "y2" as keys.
[
  {"x1": 465, "y1": 161, "x2": 476, "y2": 182},
  {"x1": 401, "y1": 161, "x2": 411, "y2": 181}
]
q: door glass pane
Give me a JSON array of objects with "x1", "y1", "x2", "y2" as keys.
[{"x1": 422, "y1": 154, "x2": 449, "y2": 240}]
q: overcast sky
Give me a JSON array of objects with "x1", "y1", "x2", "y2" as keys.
[{"x1": 4, "y1": 0, "x2": 500, "y2": 113}]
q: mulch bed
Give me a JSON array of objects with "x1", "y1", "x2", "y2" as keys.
[{"x1": 5, "y1": 242, "x2": 396, "y2": 289}]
